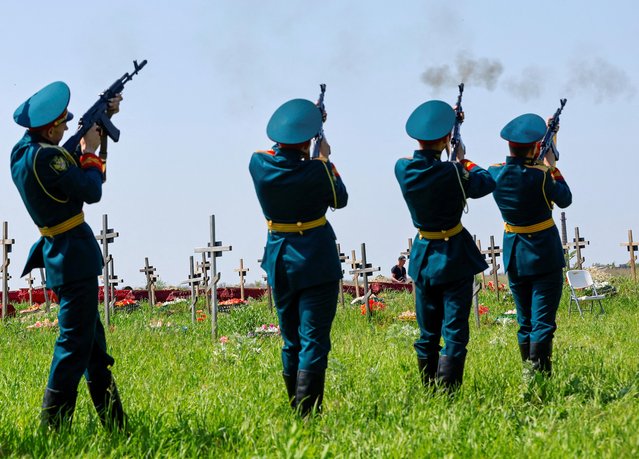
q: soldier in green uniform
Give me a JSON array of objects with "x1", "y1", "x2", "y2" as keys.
[
  {"x1": 11, "y1": 81, "x2": 125, "y2": 430},
  {"x1": 249, "y1": 99, "x2": 348, "y2": 416},
  {"x1": 488, "y1": 114, "x2": 572, "y2": 377},
  {"x1": 395, "y1": 100, "x2": 495, "y2": 390}
]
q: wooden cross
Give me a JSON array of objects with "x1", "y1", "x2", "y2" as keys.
[
  {"x1": 348, "y1": 243, "x2": 380, "y2": 317},
  {"x1": 481, "y1": 236, "x2": 503, "y2": 301},
  {"x1": 95, "y1": 214, "x2": 118, "y2": 326},
  {"x1": 184, "y1": 255, "x2": 202, "y2": 323},
  {"x1": 140, "y1": 257, "x2": 158, "y2": 307},
  {"x1": 566, "y1": 227, "x2": 589, "y2": 270},
  {"x1": 25, "y1": 271, "x2": 35, "y2": 309},
  {"x1": 475, "y1": 237, "x2": 487, "y2": 288},
  {"x1": 234, "y1": 258, "x2": 249, "y2": 301},
  {"x1": 194, "y1": 215, "x2": 232, "y2": 341},
  {"x1": 196, "y1": 254, "x2": 212, "y2": 311},
  {"x1": 1, "y1": 222, "x2": 14, "y2": 320},
  {"x1": 39, "y1": 268, "x2": 51, "y2": 312},
  {"x1": 560, "y1": 212, "x2": 571, "y2": 268},
  {"x1": 257, "y1": 255, "x2": 273, "y2": 310},
  {"x1": 107, "y1": 258, "x2": 121, "y2": 310},
  {"x1": 336, "y1": 243, "x2": 349, "y2": 307},
  {"x1": 350, "y1": 249, "x2": 361, "y2": 298},
  {"x1": 620, "y1": 229, "x2": 638, "y2": 282}
]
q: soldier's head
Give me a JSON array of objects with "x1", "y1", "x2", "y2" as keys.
[
  {"x1": 267, "y1": 99, "x2": 322, "y2": 153},
  {"x1": 501, "y1": 113, "x2": 546, "y2": 158},
  {"x1": 13, "y1": 81, "x2": 74, "y2": 145},
  {"x1": 406, "y1": 100, "x2": 455, "y2": 152}
]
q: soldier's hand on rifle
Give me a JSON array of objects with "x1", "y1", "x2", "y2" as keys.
[
  {"x1": 454, "y1": 140, "x2": 466, "y2": 161},
  {"x1": 543, "y1": 149, "x2": 556, "y2": 167},
  {"x1": 80, "y1": 124, "x2": 101, "y2": 154},
  {"x1": 319, "y1": 137, "x2": 331, "y2": 159},
  {"x1": 107, "y1": 93, "x2": 123, "y2": 116},
  {"x1": 454, "y1": 108, "x2": 465, "y2": 122}
]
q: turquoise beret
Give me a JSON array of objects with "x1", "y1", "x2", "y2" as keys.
[
  {"x1": 13, "y1": 81, "x2": 74, "y2": 128},
  {"x1": 500, "y1": 113, "x2": 546, "y2": 143},
  {"x1": 406, "y1": 100, "x2": 455, "y2": 141},
  {"x1": 267, "y1": 99, "x2": 322, "y2": 144}
]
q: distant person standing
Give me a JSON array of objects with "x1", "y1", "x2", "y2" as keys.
[
  {"x1": 249, "y1": 98, "x2": 348, "y2": 416},
  {"x1": 488, "y1": 114, "x2": 572, "y2": 377},
  {"x1": 391, "y1": 255, "x2": 408, "y2": 283},
  {"x1": 11, "y1": 82, "x2": 125, "y2": 430},
  {"x1": 395, "y1": 100, "x2": 495, "y2": 391}
]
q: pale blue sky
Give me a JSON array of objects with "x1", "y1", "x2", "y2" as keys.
[{"x1": 1, "y1": 1, "x2": 638, "y2": 288}]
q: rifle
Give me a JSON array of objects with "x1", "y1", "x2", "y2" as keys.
[
  {"x1": 63, "y1": 59, "x2": 148, "y2": 158},
  {"x1": 450, "y1": 82, "x2": 464, "y2": 161},
  {"x1": 538, "y1": 98, "x2": 567, "y2": 163},
  {"x1": 310, "y1": 84, "x2": 327, "y2": 159}
]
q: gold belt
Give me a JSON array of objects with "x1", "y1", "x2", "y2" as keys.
[
  {"x1": 504, "y1": 217, "x2": 555, "y2": 234},
  {"x1": 418, "y1": 222, "x2": 463, "y2": 241},
  {"x1": 39, "y1": 212, "x2": 85, "y2": 237},
  {"x1": 267, "y1": 216, "x2": 327, "y2": 234}
]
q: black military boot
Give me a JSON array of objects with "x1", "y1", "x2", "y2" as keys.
[
  {"x1": 40, "y1": 387, "x2": 77, "y2": 431},
  {"x1": 282, "y1": 373, "x2": 297, "y2": 409},
  {"x1": 417, "y1": 354, "x2": 439, "y2": 388},
  {"x1": 295, "y1": 370, "x2": 325, "y2": 417},
  {"x1": 519, "y1": 342, "x2": 530, "y2": 361},
  {"x1": 436, "y1": 355, "x2": 466, "y2": 392},
  {"x1": 87, "y1": 376, "x2": 126, "y2": 431},
  {"x1": 530, "y1": 341, "x2": 553, "y2": 376}
]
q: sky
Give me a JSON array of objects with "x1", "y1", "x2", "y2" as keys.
[{"x1": 1, "y1": 1, "x2": 638, "y2": 289}]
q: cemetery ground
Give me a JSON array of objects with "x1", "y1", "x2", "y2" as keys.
[{"x1": 1, "y1": 279, "x2": 638, "y2": 458}]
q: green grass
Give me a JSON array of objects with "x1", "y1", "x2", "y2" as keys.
[{"x1": 1, "y1": 279, "x2": 638, "y2": 458}]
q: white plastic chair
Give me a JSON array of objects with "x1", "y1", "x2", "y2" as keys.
[{"x1": 565, "y1": 270, "x2": 606, "y2": 318}]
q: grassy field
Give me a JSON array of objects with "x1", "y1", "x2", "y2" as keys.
[{"x1": 1, "y1": 278, "x2": 638, "y2": 458}]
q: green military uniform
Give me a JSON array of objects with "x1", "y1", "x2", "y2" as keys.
[
  {"x1": 249, "y1": 99, "x2": 348, "y2": 415},
  {"x1": 395, "y1": 100, "x2": 495, "y2": 390},
  {"x1": 488, "y1": 113, "x2": 572, "y2": 375},
  {"x1": 11, "y1": 82, "x2": 125, "y2": 430}
]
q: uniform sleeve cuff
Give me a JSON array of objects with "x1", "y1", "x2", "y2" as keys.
[{"x1": 460, "y1": 159, "x2": 478, "y2": 171}]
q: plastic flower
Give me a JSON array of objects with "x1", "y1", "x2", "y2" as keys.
[{"x1": 219, "y1": 336, "x2": 229, "y2": 344}]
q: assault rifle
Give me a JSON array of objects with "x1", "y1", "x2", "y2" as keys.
[
  {"x1": 63, "y1": 59, "x2": 148, "y2": 156},
  {"x1": 310, "y1": 84, "x2": 327, "y2": 159},
  {"x1": 538, "y1": 98, "x2": 567, "y2": 163},
  {"x1": 450, "y1": 82, "x2": 464, "y2": 161}
]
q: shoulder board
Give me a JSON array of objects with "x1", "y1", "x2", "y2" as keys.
[
  {"x1": 490, "y1": 162, "x2": 505, "y2": 167},
  {"x1": 524, "y1": 164, "x2": 549, "y2": 172},
  {"x1": 255, "y1": 150, "x2": 275, "y2": 155}
]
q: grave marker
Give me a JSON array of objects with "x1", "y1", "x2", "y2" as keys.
[
  {"x1": 348, "y1": 243, "x2": 380, "y2": 317},
  {"x1": 25, "y1": 271, "x2": 35, "y2": 309},
  {"x1": 1, "y1": 222, "x2": 14, "y2": 319},
  {"x1": 566, "y1": 227, "x2": 589, "y2": 270},
  {"x1": 350, "y1": 249, "x2": 361, "y2": 298},
  {"x1": 184, "y1": 255, "x2": 201, "y2": 323},
  {"x1": 194, "y1": 215, "x2": 232, "y2": 341},
  {"x1": 140, "y1": 257, "x2": 158, "y2": 307},
  {"x1": 620, "y1": 229, "x2": 638, "y2": 282},
  {"x1": 234, "y1": 259, "x2": 248, "y2": 301},
  {"x1": 336, "y1": 243, "x2": 349, "y2": 307},
  {"x1": 95, "y1": 214, "x2": 118, "y2": 326},
  {"x1": 481, "y1": 236, "x2": 503, "y2": 300}
]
